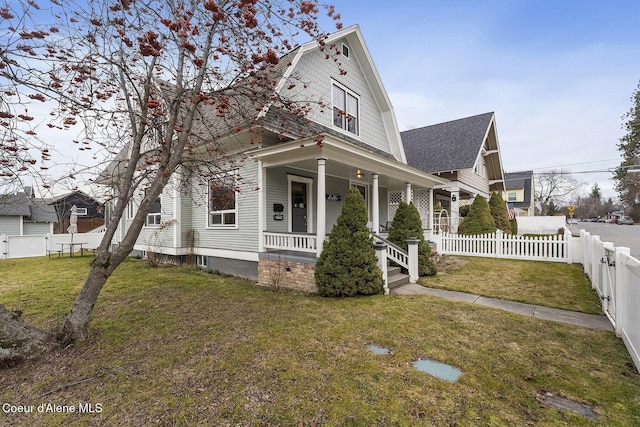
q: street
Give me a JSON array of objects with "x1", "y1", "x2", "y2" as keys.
[{"x1": 568, "y1": 221, "x2": 640, "y2": 258}]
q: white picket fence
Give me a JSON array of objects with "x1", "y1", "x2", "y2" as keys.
[
  {"x1": 435, "y1": 228, "x2": 640, "y2": 372},
  {"x1": 437, "y1": 229, "x2": 575, "y2": 263},
  {"x1": 0, "y1": 232, "x2": 103, "y2": 259}
]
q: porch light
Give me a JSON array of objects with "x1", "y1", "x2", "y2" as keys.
[{"x1": 356, "y1": 169, "x2": 363, "y2": 179}]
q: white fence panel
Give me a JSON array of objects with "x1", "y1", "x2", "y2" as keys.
[
  {"x1": 439, "y1": 231, "x2": 572, "y2": 263},
  {"x1": 46, "y1": 232, "x2": 103, "y2": 251},
  {"x1": 2, "y1": 234, "x2": 47, "y2": 259},
  {"x1": 0, "y1": 232, "x2": 104, "y2": 259},
  {"x1": 617, "y1": 250, "x2": 640, "y2": 372}
]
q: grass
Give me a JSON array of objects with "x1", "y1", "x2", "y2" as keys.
[
  {"x1": 1, "y1": 255, "x2": 639, "y2": 426},
  {"x1": 421, "y1": 256, "x2": 603, "y2": 314}
]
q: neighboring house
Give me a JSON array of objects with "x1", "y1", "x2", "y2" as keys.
[
  {"x1": 503, "y1": 171, "x2": 535, "y2": 216},
  {"x1": 0, "y1": 187, "x2": 57, "y2": 235},
  {"x1": 401, "y1": 112, "x2": 506, "y2": 232},
  {"x1": 47, "y1": 190, "x2": 105, "y2": 234},
  {"x1": 102, "y1": 25, "x2": 449, "y2": 292}
]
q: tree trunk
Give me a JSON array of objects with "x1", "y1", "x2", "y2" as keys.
[
  {"x1": 0, "y1": 305, "x2": 50, "y2": 368},
  {"x1": 61, "y1": 249, "x2": 122, "y2": 342}
]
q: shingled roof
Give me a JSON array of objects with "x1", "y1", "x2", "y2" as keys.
[
  {"x1": 0, "y1": 192, "x2": 58, "y2": 222},
  {"x1": 400, "y1": 112, "x2": 495, "y2": 173}
]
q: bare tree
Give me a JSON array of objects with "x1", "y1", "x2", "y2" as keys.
[
  {"x1": 1, "y1": 0, "x2": 342, "y2": 349},
  {"x1": 535, "y1": 170, "x2": 584, "y2": 215}
]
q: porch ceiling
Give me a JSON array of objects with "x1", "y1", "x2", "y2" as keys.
[{"x1": 250, "y1": 135, "x2": 449, "y2": 189}]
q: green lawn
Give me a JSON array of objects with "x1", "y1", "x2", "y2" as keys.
[
  {"x1": 1, "y1": 256, "x2": 639, "y2": 426},
  {"x1": 421, "y1": 256, "x2": 603, "y2": 314}
]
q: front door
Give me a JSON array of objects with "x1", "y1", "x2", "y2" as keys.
[{"x1": 291, "y1": 181, "x2": 307, "y2": 233}]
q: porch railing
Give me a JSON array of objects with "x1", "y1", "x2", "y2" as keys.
[
  {"x1": 372, "y1": 233, "x2": 408, "y2": 270},
  {"x1": 263, "y1": 231, "x2": 317, "y2": 253}
]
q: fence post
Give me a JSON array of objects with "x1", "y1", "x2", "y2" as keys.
[
  {"x1": 495, "y1": 230, "x2": 503, "y2": 258},
  {"x1": 590, "y1": 235, "x2": 600, "y2": 289},
  {"x1": 0, "y1": 234, "x2": 6, "y2": 260},
  {"x1": 564, "y1": 228, "x2": 572, "y2": 264},
  {"x1": 615, "y1": 247, "x2": 631, "y2": 337},
  {"x1": 407, "y1": 237, "x2": 419, "y2": 284},
  {"x1": 374, "y1": 241, "x2": 389, "y2": 295}
]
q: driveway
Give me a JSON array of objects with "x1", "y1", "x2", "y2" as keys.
[{"x1": 568, "y1": 221, "x2": 640, "y2": 258}]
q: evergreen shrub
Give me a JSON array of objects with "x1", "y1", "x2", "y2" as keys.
[
  {"x1": 315, "y1": 187, "x2": 384, "y2": 297},
  {"x1": 388, "y1": 201, "x2": 437, "y2": 276},
  {"x1": 457, "y1": 195, "x2": 497, "y2": 235}
]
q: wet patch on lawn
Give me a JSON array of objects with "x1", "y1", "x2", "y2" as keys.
[{"x1": 539, "y1": 391, "x2": 597, "y2": 419}]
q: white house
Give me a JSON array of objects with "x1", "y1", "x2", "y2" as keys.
[
  {"x1": 401, "y1": 112, "x2": 506, "y2": 233},
  {"x1": 104, "y1": 25, "x2": 449, "y2": 292}
]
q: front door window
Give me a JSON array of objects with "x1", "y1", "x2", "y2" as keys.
[{"x1": 291, "y1": 181, "x2": 307, "y2": 233}]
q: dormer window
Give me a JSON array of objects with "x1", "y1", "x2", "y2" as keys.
[{"x1": 332, "y1": 83, "x2": 359, "y2": 136}]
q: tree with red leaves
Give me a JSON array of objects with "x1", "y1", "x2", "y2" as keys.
[{"x1": 0, "y1": 0, "x2": 342, "y2": 351}]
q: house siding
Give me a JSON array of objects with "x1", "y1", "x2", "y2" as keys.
[
  {"x1": 288, "y1": 43, "x2": 392, "y2": 155},
  {"x1": 265, "y1": 166, "x2": 388, "y2": 235},
  {"x1": 457, "y1": 168, "x2": 490, "y2": 196},
  {"x1": 23, "y1": 222, "x2": 51, "y2": 235},
  {"x1": 189, "y1": 160, "x2": 260, "y2": 253},
  {"x1": 0, "y1": 217, "x2": 20, "y2": 235}
]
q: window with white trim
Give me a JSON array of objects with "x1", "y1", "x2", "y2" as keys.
[
  {"x1": 507, "y1": 191, "x2": 518, "y2": 202},
  {"x1": 209, "y1": 170, "x2": 238, "y2": 227},
  {"x1": 332, "y1": 83, "x2": 359, "y2": 135},
  {"x1": 127, "y1": 200, "x2": 135, "y2": 219},
  {"x1": 196, "y1": 255, "x2": 207, "y2": 268},
  {"x1": 145, "y1": 188, "x2": 161, "y2": 227},
  {"x1": 341, "y1": 43, "x2": 350, "y2": 58},
  {"x1": 75, "y1": 207, "x2": 88, "y2": 216}
]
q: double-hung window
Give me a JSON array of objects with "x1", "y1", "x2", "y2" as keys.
[
  {"x1": 209, "y1": 171, "x2": 238, "y2": 227},
  {"x1": 332, "y1": 83, "x2": 359, "y2": 135},
  {"x1": 145, "y1": 188, "x2": 162, "y2": 226}
]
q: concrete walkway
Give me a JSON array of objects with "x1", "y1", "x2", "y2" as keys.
[{"x1": 392, "y1": 283, "x2": 614, "y2": 332}]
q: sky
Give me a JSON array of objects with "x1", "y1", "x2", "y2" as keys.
[
  {"x1": 12, "y1": 0, "x2": 640, "y2": 201},
  {"x1": 324, "y1": 0, "x2": 640, "y2": 200}
]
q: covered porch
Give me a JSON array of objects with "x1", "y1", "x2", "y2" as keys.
[{"x1": 252, "y1": 135, "x2": 448, "y2": 258}]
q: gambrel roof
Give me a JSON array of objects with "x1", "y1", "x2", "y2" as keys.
[{"x1": 400, "y1": 112, "x2": 496, "y2": 173}]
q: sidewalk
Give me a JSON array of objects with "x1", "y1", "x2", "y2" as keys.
[{"x1": 392, "y1": 283, "x2": 614, "y2": 331}]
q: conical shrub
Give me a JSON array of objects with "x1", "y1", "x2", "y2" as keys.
[
  {"x1": 489, "y1": 191, "x2": 512, "y2": 234},
  {"x1": 457, "y1": 195, "x2": 496, "y2": 235},
  {"x1": 388, "y1": 201, "x2": 437, "y2": 276},
  {"x1": 315, "y1": 187, "x2": 384, "y2": 297}
]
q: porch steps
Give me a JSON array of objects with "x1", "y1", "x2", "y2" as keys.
[{"x1": 387, "y1": 264, "x2": 409, "y2": 289}]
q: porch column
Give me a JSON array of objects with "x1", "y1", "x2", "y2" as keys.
[
  {"x1": 405, "y1": 182, "x2": 412, "y2": 204},
  {"x1": 450, "y1": 187, "x2": 460, "y2": 233},
  {"x1": 316, "y1": 158, "x2": 326, "y2": 257},
  {"x1": 372, "y1": 173, "x2": 379, "y2": 233},
  {"x1": 258, "y1": 160, "x2": 265, "y2": 253}
]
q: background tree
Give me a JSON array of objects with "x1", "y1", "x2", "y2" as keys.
[
  {"x1": 387, "y1": 201, "x2": 437, "y2": 276},
  {"x1": 614, "y1": 80, "x2": 640, "y2": 220},
  {"x1": 1, "y1": 0, "x2": 342, "y2": 343},
  {"x1": 535, "y1": 170, "x2": 584, "y2": 215},
  {"x1": 488, "y1": 191, "x2": 511, "y2": 233},
  {"x1": 315, "y1": 187, "x2": 384, "y2": 297},
  {"x1": 457, "y1": 195, "x2": 496, "y2": 235}
]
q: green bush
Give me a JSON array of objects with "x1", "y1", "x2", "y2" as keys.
[
  {"x1": 489, "y1": 192, "x2": 512, "y2": 234},
  {"x1": 457, "y1": 196, "x2": 497, "y2": 235},
  {"x1": 388, "y1": 201, "x2": 437, "y2": 276},
  {"x1": 510, "y1": 217, "x2": 518, "y2": 234},
  {"x1": 315, "y1": 187, "x2": 384, "y2": 297}
]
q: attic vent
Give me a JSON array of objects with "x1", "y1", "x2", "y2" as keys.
[{"x1": 342, "y1": 43, "x2": 350, "y2": 58}]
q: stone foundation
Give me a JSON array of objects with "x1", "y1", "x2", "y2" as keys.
[{"x1": 258, "y1": 253, "x2": 317, "y2": 293}]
